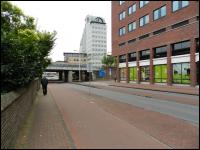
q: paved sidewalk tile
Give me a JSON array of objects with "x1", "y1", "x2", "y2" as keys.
[{"x1": 15, "y1": 88, "x2": 75, "y2": 149}]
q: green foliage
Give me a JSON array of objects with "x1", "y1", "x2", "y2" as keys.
[
  {"x1": 1, "y1": 1, "x2": 56, "y2": 93},
  {"x1": 101, "y1": 55, "x2": 115, "y2": 68}
]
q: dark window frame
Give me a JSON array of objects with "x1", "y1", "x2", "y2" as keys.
[
  {"x1": 154, "y1": 46, "x2": 167, "y2": 58},
  {"x1": 171, "y1": 20, "x2": 189, "y2": 29},
  {"x1": 128, "y1": 52, "x2": 137, "y2": 61},
  {"x1": 119, "y1": 1, "x2": 125, "y2": 5},
  {"x1": 119, "y1": 26, "x2": 126, "y2": 36},
  {"x1": 153, "y1": 5, "x2": 166, "y2": 21},
  {"x1": 140, "y1": 49, "x2": 150, "y2": 60},
  {"x1": 119, "y1": 42, "x2": 126, "y2": 47},
  {"x1": 128, "y1": 21, "x2": 136, "y2": 32},
  {"x1": 154, "y1": 64, "x2": 167, "y2": 83},
  {"x1": 139, "y1": 1, "x2": 149, "y2": 8},
  {"x1": 119, "y1": 11, "x2": 126, "y2": 21},
  {"x1": 172, "y1": 40, "x2": 190, "y2": 56},
  {"x1": 172, "y1": 1, "x2": 189, "y2": 13},
  {"x1": 128, "y1": 3, "x2": 136, "y2": 15},
  {"x1": 128, "y1": 38, "x2": 136, "y2": 44},
  {"x1": 139, "y1": 14, "x2": 149, "y2": 27},
  {"x1": 153, "y1": 28, "x2": 166, "y2": 35},
  {"x1": 139, "y1": 34, "x2": 149, "y2": 40},
  {"x1": 129, "y1": 67, "x2": 137, "y2": 81},
  {"x1": 140, "y1": 65, "x2": 150, "y2": 82},
  {"x1": 120, "y1": 68, "x2": 127, "y2": 81},
  {"x1": 119, "y1": 55, "x2": 126, "y2": 63},
  {"x1": 173, "y1": 62, "x2": 190, "y2": 84}
]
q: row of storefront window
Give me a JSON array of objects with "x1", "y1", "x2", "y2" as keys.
[
  {"x1": 119, "y1": 39, "x2": 199, "y2": 63},
  {"x1": 119, "y1": 62, "x2": 198, "y2": 84}
]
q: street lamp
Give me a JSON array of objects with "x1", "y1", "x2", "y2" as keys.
[
  {"x1": 79, "y1": 51, "x2": 81, "y2": 82},
  {"x1": 74, "y1": 50, "x2": 81, "y2": 82}
]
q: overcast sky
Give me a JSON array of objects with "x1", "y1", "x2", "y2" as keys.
[{"x1": 10, "y1": 1, "x2": 111, "y2": 62}]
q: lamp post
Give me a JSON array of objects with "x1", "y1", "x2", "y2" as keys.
[
  {"x1": 74, "y1": 50, "x2": 81, "y2": 82},
  {"x1": 79, "y1": 51, "x2": 81, "y2": 82}
]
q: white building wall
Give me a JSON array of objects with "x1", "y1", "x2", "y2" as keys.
[{"x1": 80, "y1": 15, "x2": 107, "y2": 71}]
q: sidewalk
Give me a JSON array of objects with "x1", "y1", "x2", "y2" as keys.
[
  {"x1": 88, "y1": 80, "x2": 199, "y2": 95},
  {"x1": 14, "y1": 88, "x2": 75, "y2": 149}
]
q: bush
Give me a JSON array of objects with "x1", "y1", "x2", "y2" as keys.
[{"x1": 1, "y1": 1, "x2": 56, "y2": 93}]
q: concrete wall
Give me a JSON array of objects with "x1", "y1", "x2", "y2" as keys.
[{"x1": 1, "y1": 78, "x2": 40, "y2": 149}]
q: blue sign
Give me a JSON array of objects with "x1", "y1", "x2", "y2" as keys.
[{"x1": 99, "y1": 69, "x2": 105, "y2": 77}]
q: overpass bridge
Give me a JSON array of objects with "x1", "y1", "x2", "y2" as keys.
[{"x1": 45, "y1": 62, "x2": 89, "y2": 82}]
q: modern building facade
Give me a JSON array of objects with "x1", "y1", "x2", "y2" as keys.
[
  {"x1": 112, "y1": 1, "x2": 199, "y2": 87},
  {"x1": 80, "y1": 15, "x2": 107, "y2": 78}
]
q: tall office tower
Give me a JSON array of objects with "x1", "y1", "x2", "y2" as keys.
[
  {"x1": 80, "y1": 15, "x2": 107, "y2": 79},
  {"x1": 112, "y1": 1, "x2": 199, "y2": 88}
]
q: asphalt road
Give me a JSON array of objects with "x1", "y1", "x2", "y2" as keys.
[{"x1": 65, "y1": 83, "x2": 199, "y2": 126}]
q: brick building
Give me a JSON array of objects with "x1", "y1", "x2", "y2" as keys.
[{"x1": 112, "y1": 1, "x2": 199, "y2": 88}]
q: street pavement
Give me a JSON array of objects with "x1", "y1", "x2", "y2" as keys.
[
  {"x1": 66, "y1": 83, "x2": 199, "y2": 126},
  {"x1": 14, "y1": 82, "x2": 199, "y2": 149},
  {"x1": 49, "y1": 84, "x2": 171, "y2": 149}
]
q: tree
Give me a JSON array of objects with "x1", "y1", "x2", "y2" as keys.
[
  {"x1": 1, "y1": 1, "x2": 56, "y2": 93},
  {"x1": 101, "y1": 55, "x2": 115, "y2": 68}
]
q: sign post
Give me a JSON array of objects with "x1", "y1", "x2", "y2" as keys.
[{"x1": 88, "y1": 62, "x2": 92, "y2": 96}]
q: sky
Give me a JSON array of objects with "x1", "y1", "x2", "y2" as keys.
[{"x1": 10, "y1": 1, "x2": 112, "y2": 62}]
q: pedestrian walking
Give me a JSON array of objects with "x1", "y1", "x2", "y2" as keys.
[
  {"x1": 114, "y1": 76, "x2": 116, "y2": 82},
  {"x1": 41, "y1": 76, "x2": 48, "y2": 95}
]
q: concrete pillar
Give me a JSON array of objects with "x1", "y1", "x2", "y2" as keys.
[
  {"x1": 126, "y1": 53, "x2": 129, "y2": 83},
  {"x1": 116, "y1": 56, "x2": 120, "y2": 82},
  {"x1": 62, "y1": 71, "x2": 65, "y2": 81},
  {"x1": 167, "y1": 44, "x2": 172, "y2": 86},
  {"x1": 64, "y1": 71, "x2": 68, "y2": 82},
  {"x1": 190, "y1": 38, "x2": 197, "y2": 87},
  {"x1": 59, "y1": 71, "x2": 62, "y2": 81},
  {"x1": 136, "y1": 51, "x2": 140, "y2": 84},
  {"x1": 68, "y1": 71, "x2": 73, "y2": 82},
  {"x1": 150, "y1": 48, "x2": 154, "y2": 84}
]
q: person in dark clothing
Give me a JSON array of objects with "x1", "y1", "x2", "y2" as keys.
[{"x1": 41, "y1": 77, "x2": 48, "y2": 95}]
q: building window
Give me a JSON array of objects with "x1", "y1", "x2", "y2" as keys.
[
  {"x1": 154, "y1": 64, "x2": 167, "y2": 83},
  {"x1": 173, "y1": 63, "x2": 190, "y2": 84},
  {"x1": 172, "y1": 1, "x2": 189, "y2": 12},
  {"x1": 153, "y1": 28, "x2": 166, "y2": 35},
  {"x1": 128, "y1": 3, "x2": 136, "y2": 15},
  {"x1": 119, "y1": 55, "x2": 126, "y2": 63},
  {"x1": 119, "y1": 11, "x2": 126, "y2": 20},
  {"x1": 171, "y1": 20, "x2": 189, "y2": 29},
  {"x1": 139, "y1": 34, "x2": 149, "y2": 40},
  {"x1": 120, "y1": 68, "x2": 127, "y2": 81},
  {"x1": 140, "y1": 14, "x2": 149, "y2": 27},
  {"x1": 129, "y1": 67, "x2": 137, "y2": 81},
  {"x1": 119, "y1": 1, "x2": 125, "y2": 5},
  {"x1": 119, "y1": 42, "x2": 126, "y2": 47},
  {"x1": 172, "y1": 41, "x2": 190, "y2": 56},
  {"x1": 154, "y1": 46, "x2": 167, "y2": 58},
  {"x1": 139, "y1": 1, "x2": 149, "y2": 8},
  {"x1": 140, "y1": 49, "x2": 150, "y2": 60},
  {"x1": 128, "y1": 21, "x2": 136, "y2": 32},
  {"x1": 140, "y1": 66, "x2": 150, "y2": 82},
  {"x1": 153, "y1": 5, "x2": 166, "y2": 20},
  {"x1": 119, "y1": 27, "x2": 126, "y2": 36},
  {"x1": 128, "y1": 38, "x2": 136, "y2": 44},
  {"x1": 128, "y1": 52, "x2": 137, "y2": 61}
]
